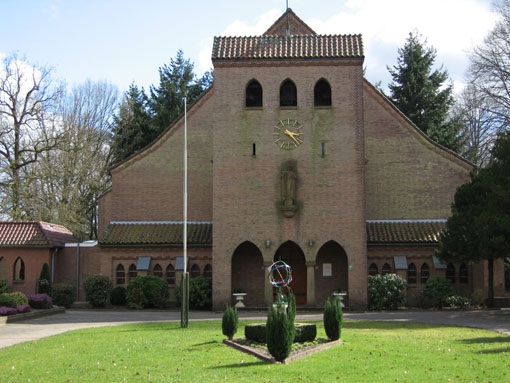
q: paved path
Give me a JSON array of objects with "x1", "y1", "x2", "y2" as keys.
[{"x1": 0, "y1": 309, "x2": 509, "y2": 350}]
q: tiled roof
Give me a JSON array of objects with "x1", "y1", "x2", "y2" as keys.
[
  {"x1": 100, "y1": 222, "x2": 212, "y2": 247},
  {"x1": 0, "y1": 221, "x2": 78, "y2": 247},
  {"x1": 367, "y1": 220, "x2": 447, "y2": 244},
  {"x1": 100, "y1": 220, "x2": 445, "y2": 247},
  {"x1": 212, "y1": 34, "x2": 364, "y2": 61}
]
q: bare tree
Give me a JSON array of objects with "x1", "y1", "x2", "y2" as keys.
[
  {"x1": 0, "y1": 53, "x2": 63, "y2": 219},
  {"x1": 468, "y1": 0, "x2": 510, "y2": 131},
  {"x1": 24, "y1": 80, "x2": 118, "y2": 239},
  {"x1": 454, "y1": 85, "x2": 502, "y2": 166}
]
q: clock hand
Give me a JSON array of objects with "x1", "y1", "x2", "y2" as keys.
[{"x1": 284, "y1": 129, "x2": 301, "y2": 145}]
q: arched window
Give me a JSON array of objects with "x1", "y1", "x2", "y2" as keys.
[
  {"x1": 420, "y1": 263, "x2": 429, "y2": 284},
  {"x1": 190, "y1": 264, "x2": 201, "y2": 278},
  {"x1": 203, "y1": 264, "x2": 212, "y2": 281},
  {"x1": 381, "y1": 263, "x2": 391, "y2": 275},
  {"x1": 116, "y1": 264, "x2": 125, "y2": 285},
  {"x1": 13, "y1": 257, "x2": 25, "y2": 281},
  {"x1": 407, "y1": 263, "x2": 417, "y2": 284},
  {"x1": 128, "y1": 264, "x2": 137, "y2": 281},
  {"x1": 246, "y1": 80, "x2": 262, "y2": 107},
  {"x1": 153, "y1": 264, "x2": 163, "y2": 278},
  {"x1": 368, "y1": 263, "x2": 378, "y2": 276},
  {"x1": 280, "y1": 79, "x2": 297, "y2": 107},
  {"x1": 459, "y1": 263, "x2": 468, "y2": 284},
  {"x1": 166, "y1": 264, "x2": 175, "y2": 285},
  {"x1": 446, "y1": 263, "x2": 456, "y2": 284},
  {"x1": 314, "y1": 79, "x2": 332, "y2": 106}
]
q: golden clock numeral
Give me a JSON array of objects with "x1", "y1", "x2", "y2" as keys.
[
  {"x1": 296, "y1": 125, "x2": 303, "y2": 130},
  {"x1": 279, "y1": 120, "x2": 284, "y2": 127},
  {"x1": 280, "y1": 142, "x2": 285, "y2": 148},
  {"x1": 293, "y1": 120, "x2": 298, "y2": 127}
]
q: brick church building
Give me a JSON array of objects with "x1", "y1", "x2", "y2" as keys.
[{"x1": 1, "y1": 9, "x2": 506, "y2": 309}]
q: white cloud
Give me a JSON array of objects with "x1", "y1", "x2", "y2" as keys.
[
  {"x1": 197, "y1": 9, "x2": 282, "y2": 75},
  {"x1": 306, "y1": 0, "x2": 497, "y2": 91}
]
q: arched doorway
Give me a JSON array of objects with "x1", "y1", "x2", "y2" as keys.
[
  {"x1": 274, "y1": 241, "x2": 307, "y2": 304},
  {"x1": 315, "y1": 241, "x2": 348, "y2": 307},
  {"x1": 231, "y1": 241, "x2": 265, "y2": 307}
]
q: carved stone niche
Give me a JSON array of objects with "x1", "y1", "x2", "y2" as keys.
[{"x1": 279, "y1": 159, "x2": 298, "y2": 218}]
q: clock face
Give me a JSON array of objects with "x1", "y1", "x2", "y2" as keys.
[{"x1": 273, "y1": 118, "x2": 304, "y2": 150}]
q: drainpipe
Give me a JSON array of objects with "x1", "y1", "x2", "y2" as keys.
[
  {"x1": 76, "y1": 243, "x2": 80, "y2": 300},
  {"x1": 50, "y1": 248, "x2": 58, "y2": 283}
]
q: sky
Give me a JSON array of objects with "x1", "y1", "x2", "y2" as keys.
[{"x1": 0, "y1": 0, "x2": 499, "y2": 95}]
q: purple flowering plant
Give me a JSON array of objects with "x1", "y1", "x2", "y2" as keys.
[
  {"x1": 0, "y1": 306, "x2": 17, "y2": 316},
  {"x1": 28, "y1": 294, "x2": 53, "y2": 309}
]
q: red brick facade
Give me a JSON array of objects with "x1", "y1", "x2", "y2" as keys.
[{"x1": 3, "y1": 10, "x2": 503, "y2": 309}]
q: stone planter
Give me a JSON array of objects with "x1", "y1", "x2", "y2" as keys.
[{"x1": 233, "y1": 293, "x2": 247, "y2": 308}]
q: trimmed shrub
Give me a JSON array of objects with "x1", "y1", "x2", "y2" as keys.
[
  {"x1": 110, "y1": 286, "x2": 127, "y2": 306},
  {"x1": 245, "y1": 324, "x2": 267, "y2": 343},
  {"x1": 421, "y1": 277, "x2": 453, "y2": 308},
  {"x1": 38, "y1": 263, "x2": 52, "y2": 295},
  {"x1": 294, "y1": 324, "x2": 317, "y2": 343},
  {"x1": 245, "y1": 323, "x2": 316, "y2": 344},
  {"x1": 324, "y1": 296, "x2": 343, "y2": 340},
  {"x1": 51, "y1": 283, "x2": 76, "y2": 308},
  {"x1": 126, "y1": 275, "x2": 169, "y2": 309},
  {"x1": 368, "y1": 273, "x2": 407, "y2": 310},
  {"x1": 0, "y1": 306, "x2": 17, "y2": 316},
  {"x1": 266, "y1": 303, "x2": 294, "y2": 362},
  {"x1": 445, "y1": 295, "x2": 471, "y2": 308},
  {"x1": 222, "y1": 305, "x2": 238, "y2": 340},
  {"x1": 16, "y1": 304, "x2": 31, "y2": 313},
  {"x1": 0, "y1": 294, "x2": 15, "y2": 308},
  {"x1": 0, "y1": 279, "x2": 9, "y2": 294},
  {"x1": 28, "y1": 294, "x2": 53, "y2": 309},
  {"x1": 175, "y1": 276, "x2": 212, "y2": 310},
  {"x1": 472, "y1": 289, "x2": 485, "y2": 306},
  {"x1": 84, "y1": 275, "x2": 112, "y2": 307},
  {"x1": 6, "y1": 292, "x2": 28, "y2": 307}
]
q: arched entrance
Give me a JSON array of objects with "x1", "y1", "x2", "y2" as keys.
[
  {"x1": 315, "y1": 241, "x2": 348, "y2": 307},
  {"x1": 231, "y1": 241, "x2": 265, "y2": 307},
  {"x1": 274, "y1": 241, "x2": 307, "y2": 304}
]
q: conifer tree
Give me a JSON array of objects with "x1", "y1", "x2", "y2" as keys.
[
  {"x1": 388, "y1": 33, "x2": 461, "y2": 152},
  {"x1": 111, "y1": 83, "x2": 153, "y2": 164},
  {"x1": 149, "y1": 50, "x2": 212, "y2": 137}
]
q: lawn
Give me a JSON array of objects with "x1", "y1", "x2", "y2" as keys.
[{"x1": 0, "y1": 320, "x2": 508, "y2": 382}]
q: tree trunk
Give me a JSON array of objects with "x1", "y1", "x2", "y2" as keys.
[{"x1": 488, "y1": 258, "x2": 494, "y2": 307}]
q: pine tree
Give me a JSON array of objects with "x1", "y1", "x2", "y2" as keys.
[
  {"x1": 149, "y1": 50, "x2": 213, "y2": 137},
  {"x1": 388, "y1": 33, "x2": 461, "y2": 152},
  {"x1": 111, "y1": 83, "x2": 154, "y2": 163}
]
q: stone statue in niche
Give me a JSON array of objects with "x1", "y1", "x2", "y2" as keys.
[{"x1": 280, "y1": 160, "x2": 298, "y2": 218}]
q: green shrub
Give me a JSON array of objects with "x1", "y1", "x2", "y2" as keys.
[
  {"x1": 266, "y1": 301, "x2": 294, "y2": 362},
  {"x1": 294, "y1": 324, "x2": 317, "y2": 343},
  {"x1": 324, "y1": 296, "x2": 343, "y2": 340},
  {"x1": 0, "y1": 293, "x2": 15, "y2": 308},
  {"x1": 471, "y1": 289, "x2": 485, "y2": 306},
  {"x1": 38, "y1": 263, "x2": 52, "y2": 295},
  {"x1": 222, "y1": 305, "x2": 238, "y2": 340},
  {"x1": 175, "y1": 276, "x2": 212, "y2": 310},
  {"x1": 445, "y1": 295, "x2": 471, "y2": 308},
  {"x1": 244, "y1": 323, "x2": 316, "y2": 344},
  {"x1": 126, "y1": 275, "x2": 169, "y2": 309},
  {"x1": 51, "y1": 283, "x2": 75, "y2": 308},
  {"x1": 421, "y1": 277, "x2": 453, "y2": 308},
  {"x1": 6, "y1": 292, "x2": 28, "y2": 307},
  {"x1": 110, "y1": 286, "x2": 127, "y2": 306},
  {"x1": 245, "y1": 324, "x2": 267, "y2": 343},
  {"x1": 368, "y1": 273, "x2": 407, "y2": 310},
  {"x1": 0, "y1": 280, "x2": 9, "y2": 294},
  {"x1": 84, "y1": 275, "x2": 112, "y2": 307}
]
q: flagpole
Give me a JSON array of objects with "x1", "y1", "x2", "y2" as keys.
[{"x1": 181, "y1": 96, "x2": 189, "y2": 328}]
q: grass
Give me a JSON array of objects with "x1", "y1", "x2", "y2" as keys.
[{"x1": 0, "y1": 320, "x2": 509, "y2": 382}]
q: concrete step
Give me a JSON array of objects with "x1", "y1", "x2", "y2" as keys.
[{"x1": 493, "y1": 297, "x2": 510, "y2": 308}]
